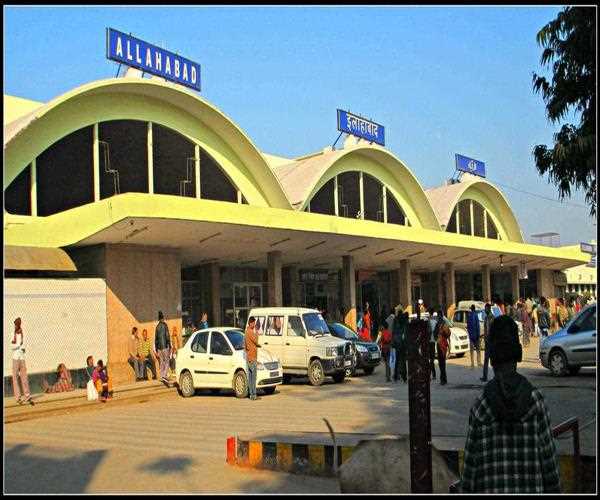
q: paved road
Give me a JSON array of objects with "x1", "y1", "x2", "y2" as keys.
[{"x1": 4, "y1": 338, "x2": 595, "y2": 493}]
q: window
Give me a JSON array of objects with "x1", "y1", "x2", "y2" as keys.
[
  {"x1": 453, "y1": 311, "x2": 464, "y2": 323},
  {"x1": 153, "y1": 124, "x2": 196, "y2": 197},
  {"x1": 191, "y1": 332, "x2": 209, "y2": 353},
  {"x1": 302, "y1": 313, "x2": 329, "y2": 335},
  {"x1": 4, "y1": 164, "x2": 31, "y2": 215},
  {"x1": 487, "y1": 215, "x2": 499, "y2": 240},
  {"x1": 310, "y1": 179, "x2": 335, "y2": 215},
  {"x1": 225, "y1": 330, "x2": 246, "y2": 350},
  {"x1": 254, "y1": 316, "x2": 266, "y2": 336},
  {"x1": 200, "y1": 150, "x2": 237, "y2": 203},
  {"x1": 458, "y1": 200, "x2": 471, "y2": 235},
  {"x1": 446, "y1": 207, "x2": 457, "y2": 233},
  {"x1": 473, "y1": 201, "x2": 485, "y2": 237},
  {"x1": 338, "y1": 171, "x2": 360, "y2": 218},
  {"x1": 363, "y1": 174, "x2": 383, "y2": 221},
  {"x1": 287, "y1": 316, "x2": 306, "y2": 337},
  {"x1": 266, "y1": 316, "x2": 284, "y2": 336},
  {"x1": 210, "y1": 332, "x2": 232, "y2": 355},
  {"x1": 569, "y1": 307, "x2": 596, "y2": 334},
  {"x1": 386, "y1": 192, "x2": 406, "y2": 226}
]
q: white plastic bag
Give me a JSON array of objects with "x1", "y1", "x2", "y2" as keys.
[{"x1": 87, "y1": 379, "x2": 98, "y2": 401}]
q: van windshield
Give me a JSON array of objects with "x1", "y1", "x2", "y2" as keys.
[{"x1": 303, "y1": 313, "x2": 330, "y2": 336}]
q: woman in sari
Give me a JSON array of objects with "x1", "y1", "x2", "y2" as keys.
[{"x1": 41, "y1": 363, "x2": 75, "y2": 393}]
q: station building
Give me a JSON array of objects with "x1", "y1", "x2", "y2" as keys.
[{"x1": 4, "y1": 75, "x2": 590, "y2": 385}]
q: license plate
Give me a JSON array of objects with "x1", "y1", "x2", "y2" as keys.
[
  {"x1": 344, "y1": 360, "x2": 352, "y2": 367},
  {"x1": 270, "y1": 371, "x2": 278, "y2": 377},
  {"x1": 371, "y1": 352, "x2": 380, "y2": 359},
  {"x1": 461, "y1": 344, "x2": 468, "y2": 349}
]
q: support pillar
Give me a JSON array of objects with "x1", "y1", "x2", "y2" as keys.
[
  {"x1": 445, "y1": 262, "x2": 456, "y2": 314},
  {"x1": 396, "y1": 259, "x2": 412, "y2": 314},
  {"x1": 342, "y1": 255, "x2": 356, "y2": 330},
  {"x1": 268, "y1": 251, "x2": 283, "y2": 306},
  {"x1": 210, "y1": 262, "x2": 221, "y2": 326},
  {"x1": 510, "y1": 266, "x2": 520, "y2": 303},
  {"x1": 288, "y1": 266, "x2": 300, "y2": 306},
  {"x1": 482, "y1": 264, "x2": 491, "y2": 303},
  {"x1": 466, "y1": 273, "x2": 475, "y2": 300},
  {"x1": 436, "y1": 271, "x2": 444, "y2": 309}
]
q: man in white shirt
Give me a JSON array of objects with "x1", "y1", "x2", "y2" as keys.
[{"x1": 11, "y1": 317, "x2": 34, "y2": 405}]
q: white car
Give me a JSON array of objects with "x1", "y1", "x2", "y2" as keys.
[
  {"x1": 176, "y1": 327, "x2": 283, "y2": 398},
  {"x1": 409, "y1": 313, "x2": 469, "y2": 358}
]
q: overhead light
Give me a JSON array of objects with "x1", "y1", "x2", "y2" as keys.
[
  {"x1": 406, "y1": 250, "x2": 424, "y2": 258},
  {"x1": 124, "y1": 225, "x2": 149, "y2": 240},
  {"x1": 348, "y1": 244, "x2": 367, "y2": 253},
  {"x1": 375, "y1": 248, "x2": 394, "y2": 256},
  {"x1": 305, "y1": 241, "x2": 326, "y2": 251},
  {"x1": 270, "y1": 238, "x2": 291, "y2": 247},
  {"x1": 198, "y1": 232, "x2": 222, "y2": 245}
]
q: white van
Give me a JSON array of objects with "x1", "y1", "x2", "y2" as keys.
[{"x1": 246, "y1": 307, "x2": 353, "y2": 386}]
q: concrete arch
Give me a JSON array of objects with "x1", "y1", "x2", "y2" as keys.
[
  {"x1": 291, "y1": 145, "x2": 440, "y2": 230},
  {"x1": 430, "y1": 176, "x2": 524, "y2": 243},
  {"x1": 4, "y1": 78, "x2": 290, "y2": 209}
]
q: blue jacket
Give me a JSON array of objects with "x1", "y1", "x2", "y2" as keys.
[{"x1": 467, "y1": 311, "x2": 480, "y2": 343}]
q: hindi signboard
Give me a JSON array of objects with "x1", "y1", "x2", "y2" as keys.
[
  {"x1": 337, "y1": 110, "x2": 385, "y2": 146},
  {"x1": 455, "y1": 154, "x2": 486, "y2": 178},
  {"x1": 106, "y1": 28, "x2": 201, "y2": 92}
]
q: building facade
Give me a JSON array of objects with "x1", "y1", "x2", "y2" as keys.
[{"x1": 4, "y1": 76, "x2": 590, "y2": 386}]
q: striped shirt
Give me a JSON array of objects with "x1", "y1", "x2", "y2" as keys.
[{"x1": 138, "y1": 339, "x2": 152, "y2": 357}]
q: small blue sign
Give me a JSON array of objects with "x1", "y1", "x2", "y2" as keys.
[
  {"x1": 106, "y1": 28, "x2": 201, "y2": 92},
  {"x1": 337, "y1": 110, "x2": 385, "y2": 146},
  {"x1": 455, "y1": 154, "x2": 486, "y2": 178}
]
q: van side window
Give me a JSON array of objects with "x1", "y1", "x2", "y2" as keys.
[
  {"x1": 255, "y1": 316, "x2": 266, "y2": 336},
  {"x1": 287, "y1": 316, "x2": 305, "y2": 337},
  {"x1": 453, "y1": 312, "x2": 463, "y2": 323},
  {"x1": 266, "y1": 316, "x2": 284, "y2": 336}
]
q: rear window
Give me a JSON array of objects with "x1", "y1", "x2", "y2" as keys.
[{"x1": 225, "y1": 329, "x2": 245, "y2": 350}]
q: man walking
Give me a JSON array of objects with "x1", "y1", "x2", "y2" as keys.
[
  {"x1": 537, "y1": 297, "x2": 551, "y2": 338},
  {"x1": 467, "y1": 305, "x2": 481, "y2": 368},
  {"x1": 460, "y1": 315, "x2": 560, "y2": 493},
  {"x1": 480, "y1": 303, "x2": 495, "y2": 382},
  {"x1": 128, "y1": 327, "x2": 144, "y2": 381},
  {"x1": 244, "y1": 316, "x2": 260, "y2": 400},
  {"x1": 11, "y1": 318, "x2": 34, "y2": 405},
  {"x1": 435, "y1": 309, "x2": 450, "y2": 385},
  {"x1": 154, "y1": 311, "x2": 171, "y2": 385},
  {"x1": 427, "y1": 308, "x2": 438, "y2": 380}
]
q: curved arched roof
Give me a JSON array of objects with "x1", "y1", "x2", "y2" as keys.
[
  {"x1": 425, "y1": 175, "x2": 524, "y2": 242},
  {"x1": 4, "y1": 77, "x2": 290, "y2": 209},
  {"x1": 272, "y1": 145, "x2": 441, "y2": 230}
]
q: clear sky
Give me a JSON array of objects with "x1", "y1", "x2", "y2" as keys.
[{"x1": 3, "y1": 5, "x2": 596, "y2": 245}]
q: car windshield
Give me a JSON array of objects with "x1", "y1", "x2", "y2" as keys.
[
  {"x1": 329, "y1": 323, "x2": 358, "y2": 341},
  {"x1": 224, "y1": 330, "x2": 245, "y2": 350},
  {"x1": 303, "y1": 313, "x2": 330, "y2": 336}
]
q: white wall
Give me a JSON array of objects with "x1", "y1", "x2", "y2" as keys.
[{"x1": 4, "y1": 278, "x2": 107, "y2": 376}]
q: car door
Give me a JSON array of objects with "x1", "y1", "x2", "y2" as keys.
[
  {"x1": 565, "y1": 306, "x2": 597, "y2": 365},
  {"x1": 258, "y1": 315, "x2": 284, "y2": 365},
  {"x1": 189, "y1": 331, "x2": 210, "y2": 387},
  {"x1": 283, "y1": 315, "x2": 308, "y2": 369},
  {"x1": 208, "y1": 331, "x2": 235, "y2": 387}
]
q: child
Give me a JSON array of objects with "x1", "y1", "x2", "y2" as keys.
[{"x1": 92, "y1": 360, "x2": 112, "y2": 402}]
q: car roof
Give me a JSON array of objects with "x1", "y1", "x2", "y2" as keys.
[
  {"x1": 248, "y1": 307, "x2": 320, "y2": 315},
  {"x1": 190, "y1": 327, "x2": 243, "y2": 335}
]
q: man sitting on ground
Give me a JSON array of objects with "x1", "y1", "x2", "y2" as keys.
[{"x1": 460, "y1": 315, "x2": 560, "y2": 493}]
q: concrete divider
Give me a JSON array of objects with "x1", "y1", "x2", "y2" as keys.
[{"x1": 228, "y1": 432, "x2": 595, "y2": 493}]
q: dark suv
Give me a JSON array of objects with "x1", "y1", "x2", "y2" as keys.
[{"x1": 328, "y1": 322, "x2": 381, "y2": 376}]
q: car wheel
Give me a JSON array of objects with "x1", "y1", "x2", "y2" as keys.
[
  {"x1": 233, "y1": 370, "x2": 249, "y2": 398},
  {"x1": 308, "y1": 359, "x2": 325, "y2": 386},
  {"x1": 549, "y1": 349, "x2": 568, "y2": 376},
  {"x1": 283, "y1": 374, "x2": 293, "y2": 384},
  {"x1": 332, "y1": 371, "x2": 345, "y2": 383},
  {"x1": 179, "y1": 371, "x2": 195, "y2": 398},
  {"x1": 568, "y1": 366, "x2": 581, "y2": 376},
  {"x1": 262, "y1": 386, "x2": 276, "y2": 395},
  {"x1": 363, "y1": 367, "x2": 375, "y2": 375}
]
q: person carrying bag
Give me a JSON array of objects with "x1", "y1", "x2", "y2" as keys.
[{"x1": 435, "y1": 310, "x2": 451, "y2": 386}]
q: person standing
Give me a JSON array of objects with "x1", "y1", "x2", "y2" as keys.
[
  {"x1": 128, "y1": 327, "x2": 144, "y2": 381},
  {"x1": 537, "y1": 298, "x2": 551, "y2": 338},
  {"x1": 11, "y1": 318, "x2": 33, "y2": 405},
  {"x1": 460, "y1": 316, "x2": 560, "y2": 493},
  {"x1": 392, "y1": 311, "x2": 409, "y2": 383},
  {"x1": 244, "y1": 316, "x2": 260, "y2": 400},
  {"x1": 154, "y1": 311, "x2": 171, "y2": 385},
  {"x1": 435, "y1": 310, "x2": 451, "y2": 385},
  {"x1": 199, "y1": 312, "x2": 209, "y2": 330},
  {"x1": 377, "y1": 325, "x2": 393, "y2": 382},
  {"x1": 427, "y1": 308, "x2": 438, "y2": 380},
  {"x1": 363, "y1": 303, "x2": 372, "y2": 340},
  {"x1": 480, "y1": 303, "x2": 495, "y2": 382},
  {"x1": 518, "y1": 302, "x2": 533, "y2": 348},
  {"x1": 467, "y1": 305, "x2": 481, "y2": 369}
]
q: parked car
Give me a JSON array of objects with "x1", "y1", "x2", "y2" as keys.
[
  {"x1": 409, "y1": 313, "x2": 469, "y2": 358},
  {"x1": 453, "y1": 301, "x2": 523, "y2": 350},
  {"x1": 246, "y1": 307, "x2": 353, "y2": 386},
  {"x1": 328, "y1": 322, "x2": 380, "y2": 376},
  {"x1": 175, "y1": 327, "x2": 282, "y2": 398},
  {"x1": 539, "y1": 303, "x2": 596, "y2": 376}
]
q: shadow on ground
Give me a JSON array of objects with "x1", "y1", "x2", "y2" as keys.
[
  {"x1": 4, "y1": 443, "x2": 107, "y2": 493},
  {"x1": 141, "y1": 456, "x2": 194, "y2": 475}
]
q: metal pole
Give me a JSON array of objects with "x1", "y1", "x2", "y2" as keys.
[{"x1": 407, "y1": 315, "x2": 432, "y2": 493}]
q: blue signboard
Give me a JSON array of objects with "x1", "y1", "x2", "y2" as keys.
[
  {"x1": 106, "y1": 28, "x2": 201, "y2": 92},
  {"x1": 455, "y1": 154, "x2": 486, "y2": 178},
  {"x1": 337, "y1": 110, "x2": 385, "y2": 146}
]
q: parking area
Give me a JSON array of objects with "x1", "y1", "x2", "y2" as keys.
[{"x1": 4, "y1": 337, "x2": 596, "y2": 493}]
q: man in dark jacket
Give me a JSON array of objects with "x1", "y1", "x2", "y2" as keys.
[
  {"x1": 392, "y1": 311, "x2": 408, "y2": 383},
  {"x1": 460, "y1": 315, "x2": 560, "y2": 493},
  {"x1": 467, "y1": 305, "x2": 481, "y2": 369},
  {"x1": 154, "y1": 311, "x2": 171, "y2": 384},
  {"x1": 480, "y1": 303, "x2": 495, "y2": 382}
]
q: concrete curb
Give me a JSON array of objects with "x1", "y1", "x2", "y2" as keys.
[{"x1": 228, "y1": 433, "x2": 595, "y2": 493}]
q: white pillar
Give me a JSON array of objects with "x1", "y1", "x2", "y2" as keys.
[
  {"x1": 382, "y1": 185, "x2": 388, "y2": 222},
  {"x1": 147, "y1": 122, "x2": 154, "y2": 194},
  {"x1": 334, "y1": 175, "x2": 339, "y2": 216},
  {"x1": 469, "y1": 200, "x2": 475, "y2": 236},
  {"x1": 30, "y1": 159, "x2": 37, "y2": 216},
  {"x1": 342, "y1": 255, "x2": 357, "y2": 330},
  {"x1": 445, "y1": 262, "x2": 456, "y2": 311},
  {"x1": 483, "y1": 210, "x2": 489, "y2": 238},
  {"x1": 396, "y1": 259, "x2": 412, "y2": 313},
  {"x1": 194, "y1": 144, "x2": 200, "y2": 199},
  {"x1": 268, "y1": 251, "x2": 283, "y2": 307},
  {"x1": 359, "y1": 171, "x2": 364, "y2": 219},
  {"x1": 482, "y1": 264, "x2": 491, "y2": 303},
  {"x1": 93, "y1": 123, "x2": 100, "y2": 201}
]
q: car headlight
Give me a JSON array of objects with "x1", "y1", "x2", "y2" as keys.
[
  {"x1": 356, "y1": 344, "x2": 368, "y2": 353},
  {"x1": 325, "y1": 347, "x2": 337, "y2": 357},
  {"x1": 257, "y1": 362, "x2": 265, "y2": 370}
]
